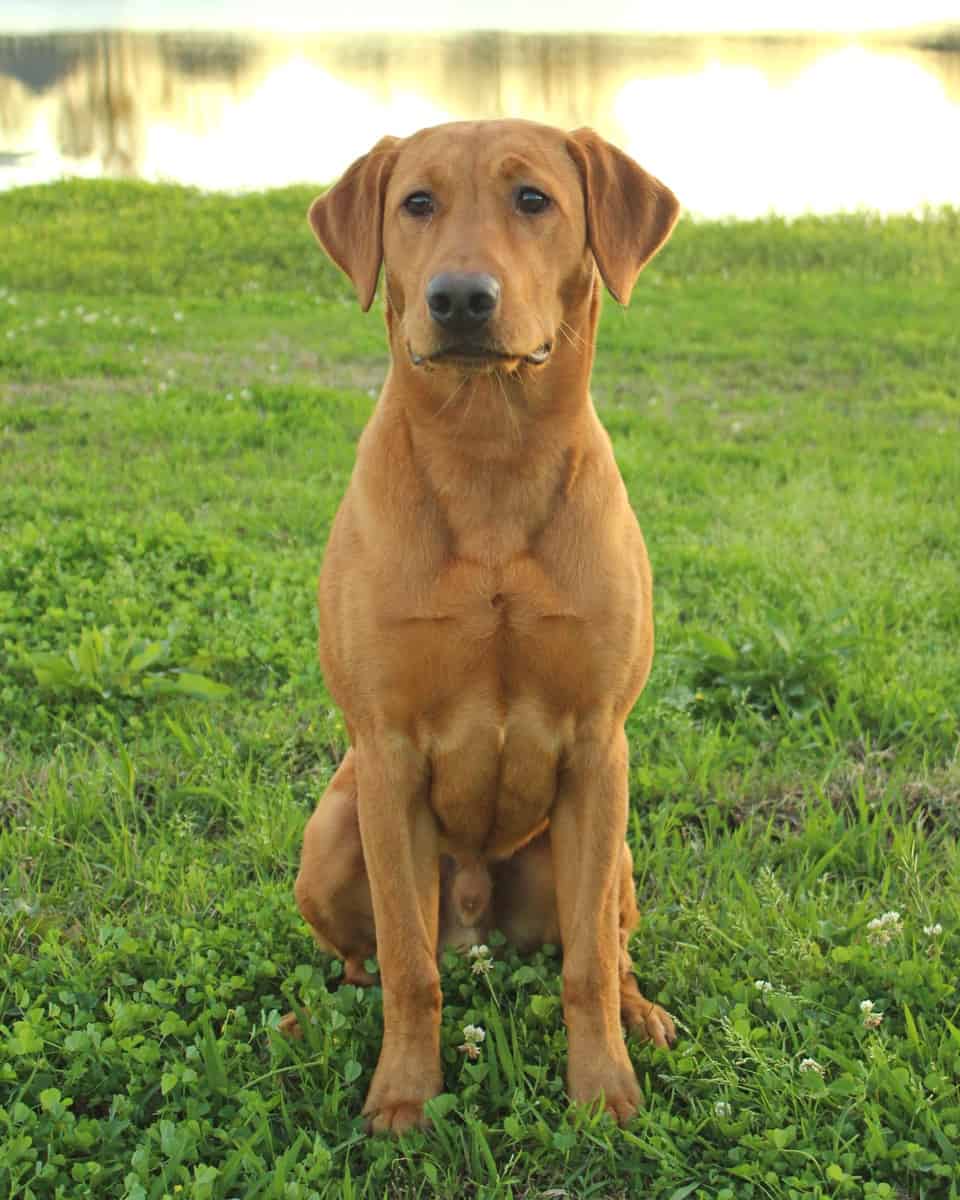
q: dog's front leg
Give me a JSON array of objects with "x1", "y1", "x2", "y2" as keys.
[
  {"x1": 551, "y1": 728, "x2": 642, "y2": 1123},
  {"x1": 355, "y1": 738, "x2": 442, "y2": 1134}
]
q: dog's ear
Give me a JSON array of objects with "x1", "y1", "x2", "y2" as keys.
[
  {"x1": 566, "y1": 128, "x2": 680, "y2": 306},
  {"x1": 308, "y1": 136, "x2": 401, "y2": 312}
]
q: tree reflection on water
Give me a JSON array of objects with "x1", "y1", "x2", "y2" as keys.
[{"x1": 1, "y1": 29, "x2": 958, "y2": 215}]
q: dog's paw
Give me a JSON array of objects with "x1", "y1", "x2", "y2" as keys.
[
  {"x1": 569, "y1": 1054, "x2": 642, "y2": 1125},
  {"x1": 620, "y1": 977, "x2": 677, "y2": 1048},
  {"x1": 277, "y1": 1011, "x2": 305, "y2": 1039},
  {"x1": 625, "y1": 998, "x2": 676, "y2": 1048},
  {"x1": 343, "y1": 956, "x2": 379, "y2": 988},
  {"x1": 362, "y1": 1053, "x2": 442, "y2": 1136},
  {"x1": 364, "y1": 1100, "x2": 431, "y2": 1135}
]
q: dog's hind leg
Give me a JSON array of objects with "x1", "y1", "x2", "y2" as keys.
[
  {"x1": 280, "y1": 749, "x2": 377, "y2": 1038},
  {"x1": 615, "y1": 842, "x2": 676, "y2": 1047}
]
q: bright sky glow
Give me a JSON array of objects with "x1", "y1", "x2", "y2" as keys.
[
  {"x1": 2, "y1": 7, "x2": 959, "y2": 213},
  {"x1": 615, "y1": 46, "x2": 960, "y2": 216},
  {"x1": 6, "y1": 38, "x2": 958, "y2": 214},
  {"x1": 144, "y1": 61, "x2": 454, "y2": 191},
  {"x1": 1, "y1": 0, "x2": 958, "y2": 33}
]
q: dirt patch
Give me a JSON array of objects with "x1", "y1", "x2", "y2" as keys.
[
  {"x1": 704, "y1": 744, "x2": 960, "y2": 837},
  {"x1": 1, "y1": 376, "x2": 153, "y2": 404}
]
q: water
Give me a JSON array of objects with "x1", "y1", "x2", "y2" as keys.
[{"x1": 1, "y1": 28, "x2": 958, "y2": 216}]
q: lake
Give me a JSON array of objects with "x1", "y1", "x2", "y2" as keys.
[{"x1": 1, "y1": 27, "x2": 958, "y2": 216}]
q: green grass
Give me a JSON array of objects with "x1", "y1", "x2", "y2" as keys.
[{"x1": 1, "y1": 181, "x2": 959, "y2": 1199}]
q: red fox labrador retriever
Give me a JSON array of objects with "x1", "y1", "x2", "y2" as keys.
[{"x1": 290, "y1": 119, "x2": 679, "y2": 1133}]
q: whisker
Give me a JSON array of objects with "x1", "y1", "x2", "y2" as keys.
[
  {"x1": 457, "y1": 386, "x2": 475, "y2": 433},
  {"x1": 559, "y1": 320, "x2": 587, "y2": 349},
  {"x1": 494, "y1": 369, "x2": 521, "y2": 443},
  {"x1": 434, "y1": 374, "x2": 469, "y2": 419},
  {"x1": 557, "y1": 324, "x2": 575, "y2": 349}
]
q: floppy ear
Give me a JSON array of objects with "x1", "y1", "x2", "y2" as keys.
[
  {"x1": 308, "y1": 136, "x2": 400, "y2": 312},
  {"x1": 566, "y1": 128, "x2": 680, "y2": 306}
]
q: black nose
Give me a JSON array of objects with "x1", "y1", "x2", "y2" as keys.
[{"x1": 426, "y1": 272, "x2": 501, "y2": 333}]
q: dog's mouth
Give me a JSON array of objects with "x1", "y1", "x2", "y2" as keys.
[{"x1": 409, "y1": 341, "x2": 552, "y2": 369}]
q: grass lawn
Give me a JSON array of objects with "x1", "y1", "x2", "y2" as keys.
[{"x1": 1, "y1": 182, "x2": 959, "y2": 1199}]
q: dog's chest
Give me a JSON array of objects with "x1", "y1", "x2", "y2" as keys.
[
  {"x1": 399, "y1": 552, "x2": 593, "y2": 709},
  {"x1": 399, "y1": 556, "x2": 597, "y2": 855}
]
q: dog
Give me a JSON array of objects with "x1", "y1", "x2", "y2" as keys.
[{"x1": 288, "y1": 119, "x2": 679, "y2": 1133}]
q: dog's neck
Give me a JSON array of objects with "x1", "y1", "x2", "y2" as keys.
[{"x1": 377, "y1": 279, "x2": 604, "y2": 563}]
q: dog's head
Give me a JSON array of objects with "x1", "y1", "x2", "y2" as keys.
[{"x1": 309, "y1": 120, "x2": 679, "y2": 376}]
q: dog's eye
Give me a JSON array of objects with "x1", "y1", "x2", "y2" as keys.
[
  {"x1": 516, "y1": 187, "x2": 551, "y2": 215},
  {"x1": 403, "y1": 191, "x2": 434, "y2": 218}
]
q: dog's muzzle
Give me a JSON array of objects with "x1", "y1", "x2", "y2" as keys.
[{"x1": 408, "y1": 341, "x2": 552, "y2": 368}]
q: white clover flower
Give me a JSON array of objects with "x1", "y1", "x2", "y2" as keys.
[
  {"x1": 866, "y1": 911, "x2": 903, "y2": 947},
  {"x1": 458, "y1": 1024, "x2": 486, "y2": 1060},
  {"x1": 714, "y1": 1101, "x2": 732, "y2": 1118},
  {"x1": 754, "y1": 980, "x2": 773, "y2": 994},
  {"x1": 799, "y1": 1057, "x2": 826, "y2": 1076},
  {"x1": 860, "y1": 999, "x2": 884, "y2": 1029},
  {"x1": 923, "y1": 923, "x2": 943, "y2": 938},
  {"x1": 468, "y1": 944, "x2": 493, "y2": 975}
]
